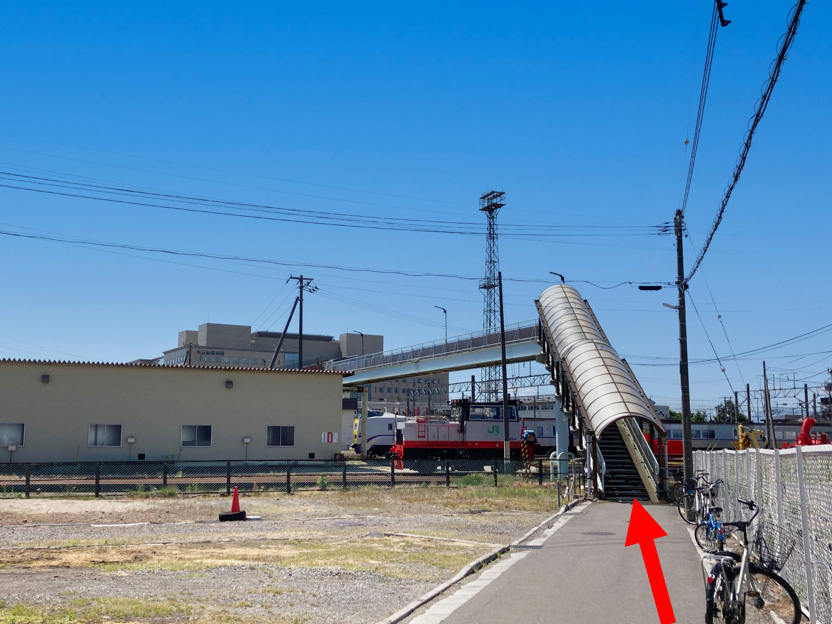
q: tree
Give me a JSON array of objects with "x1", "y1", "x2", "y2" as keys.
[
  {"x1": 714, "y1": 400, "x2": 747, "y2": 423},
  {"x1": 692, "y1": 410, "x2": 708, "y2": 422},
  {"x1": 668, "y1": 409, "x2": 682, "y2": 420}
]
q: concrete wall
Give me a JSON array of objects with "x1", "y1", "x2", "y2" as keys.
[{"x1": 0, "y1": 361, "x2": 345, "y2": 463}]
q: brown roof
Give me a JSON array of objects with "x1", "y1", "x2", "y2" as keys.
[{"x1": 0, "y1": 359, "x2": 350, "y2": 376}]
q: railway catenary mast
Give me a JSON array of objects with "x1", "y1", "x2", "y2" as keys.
[{"x1": 478, "y1": 190, "x2": 505, "y2": 401}]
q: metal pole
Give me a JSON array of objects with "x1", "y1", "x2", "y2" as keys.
[
  {"x1": 498, "y1": 272, "x2": 510, "y2": 461},
  {"x1": 674, "y1": 210, "x2": 694, "y2": 510},
  {"x1": 298, "y1": 275, "x2": 304, "y2": 368},
  {"x1": 747, "y1": 383, "x2": 752, "y2": 423},
  {"x1": 434, "y1": 306, "x2": 447, "y2": 345},
  {"x1": 360, "y1": 387, "x2": 369, "y2": 460},
  {"x1": 269, "y1": 297, "x2": 299, "y2": 369},
  {"x1": 734, "y1": 391, "x2": 740, "y2": 422},
  {"x1": 804, "y1": 383, "x2": 810, "y2": 419},
  {"x1": 471, "y1": 375, "x2": 476, "y2": 401}
]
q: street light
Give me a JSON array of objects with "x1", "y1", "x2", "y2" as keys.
[
  {"x1": 355, "y1": 331, "x2": 365, "y2": 356},
  {"x1": 434, "y1": 306, "x2": 447, "y2": 344},
  {"x1": 549, "y1": 272, "x2": 565, "y2": 283}
]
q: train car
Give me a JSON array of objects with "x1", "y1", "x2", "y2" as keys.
[
  {"x1": 352, "y1": 410, "x2": 403, "y2": 457},
  {"x1": 643, "y1": 419, "x2": 832, "y2": 459},
  {"x1": 390, "y1": 399, "x2": 554, "y2": 461}
]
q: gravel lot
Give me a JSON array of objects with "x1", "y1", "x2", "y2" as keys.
[{"x1": 1, "y1": 487, "x2": 561, "y2": 623}]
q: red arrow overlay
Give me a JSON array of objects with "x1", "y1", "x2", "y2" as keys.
[{"x1": 625, "y1": 500, "x2": 676, "y2": 624}]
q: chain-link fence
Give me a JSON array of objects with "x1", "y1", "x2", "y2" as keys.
[
  {"x1": 0, "y1": 457, "x2": 584, "y2": 498},
  {"x1": 695, "y1": 446, "x2": 832, "y2": 624}
]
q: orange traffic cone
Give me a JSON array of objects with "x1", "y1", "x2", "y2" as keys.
[{"x1": 230, "y1": 486, "x2": 240, "y2": 513}]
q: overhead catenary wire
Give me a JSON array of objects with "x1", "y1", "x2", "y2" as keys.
[
  {"x1": 686, "y1": 0, "x2": 809, "y2": 282},
  {"x1": 688, "y1": 290, "x2": 735, "y2": 394}
]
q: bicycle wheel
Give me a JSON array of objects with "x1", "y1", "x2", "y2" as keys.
[
  {"x1": 705, "y1": 574, "x2": 729, "y2": 623},
  {"x1": 672, "y1": 481, "x2": 684, "y2": 502},
  {"x1": 695, "y1": 523, "x2": 722, "y2": 553},
  {"x1": 677, "y1": 494, "x2": 696, "y2": 524},
  {"x1": 743, "y1": 568, "x2": 801, "y2": 624}
]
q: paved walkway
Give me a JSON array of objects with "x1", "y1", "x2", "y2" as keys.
[{"x1": 405, "y1": 500, "x2": 705, "y2": 624}]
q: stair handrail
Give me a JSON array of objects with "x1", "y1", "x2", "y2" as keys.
[{"x1": 616, "y1": 417, "x2": 660, "y2": 502}]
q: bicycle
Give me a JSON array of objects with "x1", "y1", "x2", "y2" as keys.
[
  {"x1": 678, "y1": 475, "x2": 721, "y2": 525},
  {"x1": 704, "y1": 499, "x2": 801, "y2": 624},
  {"x1": 695, "y1": 503, "x2": 727, "y2": 553},
  {"x1": 673, "y1": 469, "x2": 708, "y2": 502}
]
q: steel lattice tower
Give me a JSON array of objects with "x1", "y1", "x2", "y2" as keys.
[{"x1": 478, "y1": 190, "x2": 505, "y2": 401}]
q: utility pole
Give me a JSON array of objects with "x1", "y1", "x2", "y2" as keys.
[
  {"x1": 674, "y1": 209, "x2": 694, "y2": 499},
  {"x1": 746, "y1": 384, "x2": 751, "y2": 423},
  {"x1": 288, "y1": 275, "x2": 315, "y2": 369},
  {"x1": 498, "y1": 272, "x2": 510, "y2": 461}
]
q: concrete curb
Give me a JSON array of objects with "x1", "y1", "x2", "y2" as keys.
[{"x1": 375, "y1": 498, "x2": 587, "y2": 624}]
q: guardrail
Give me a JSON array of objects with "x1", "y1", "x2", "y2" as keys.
[{"x1": 0, "y1": 458, "x2": 571, "y2": 497}]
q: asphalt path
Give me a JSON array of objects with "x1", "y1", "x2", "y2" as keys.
[{"x1": 406, "y1": 500, "x2": 705, "y2": 624}]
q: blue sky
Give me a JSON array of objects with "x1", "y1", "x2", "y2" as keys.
[{"x1": 1, "y1": 2, "x2": 830, "y2": 415}]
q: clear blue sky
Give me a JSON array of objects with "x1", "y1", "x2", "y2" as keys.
[{"x1": 1, "y1": 2, "x2": 830, "y2": 416}]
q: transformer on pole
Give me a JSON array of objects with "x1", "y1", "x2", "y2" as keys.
[{"x1": 478, "y1": 190, "x2": 505, "y2": 401}]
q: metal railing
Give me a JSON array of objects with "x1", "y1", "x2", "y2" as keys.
[
  {"x1": 0, "y1": 457, "x2": 572, "y2": 497},
  {"x1": 324, "y1": 320, "x2": 539, "y2": 373},
  {"x1": 695, "y1": 446, "x2": 832, "y2": 624}
]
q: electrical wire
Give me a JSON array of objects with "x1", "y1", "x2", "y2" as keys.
[
  {"x1": 0, "y1": 170, "x2": 667, "y2": 239},
  {"x1": 680, "y1": 1, "x2": 721, "y2": 218},
  {"x1": 688, "y1": 289, "x2": 735, "y2": 394},
  {"x1": 687, "y1": 0, "x2": 809, "y2": 282}
]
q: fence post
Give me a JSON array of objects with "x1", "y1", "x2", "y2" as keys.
[
  {"x1": 342, "y1": 463, "x2": 348, "y2": 490},
  {"x1": 226, "y1": 461, "x2": 232, "y2": 496},
  {"x1": 722, "y1": 450, "x2": 729, "y2": 517},
  {"x1": 538, "y1": 459, "x2": 543, "y2": 486},
  {"x1": 493, "y1": 460, "x2": 498, "y2": 487},
  {"x1": 25, "y1": 464, "x2": 31, "y2": 498},
  {"x1": 95, "y1": 464, "x2": 101, "y2": 498},
  {"x1": 163, "y1": 463, "x2": 168, "y2": 487},
  {"x1": 286, "y1": 464, "x2": 291, "y2": 494},
  {"x1": 744, "y1": 450, "x2": 751, "y2": 502},
  {"x1": 445, "y1": 459, "x2": 450, "y2": 488},
  {"x1": 773, "y1": 448, "x2": 784, "y2": 530},
  {"x1": 794, "y1": 446, "x2": 816, "y2": 623},
  {"x1": 754, "y1": 448, "x2": 763, "y2": 509},
  {"x1": 390, "y1": 458, "x2": 395, "y2": 488}
]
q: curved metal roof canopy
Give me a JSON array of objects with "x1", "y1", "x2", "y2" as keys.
[{"x1": 538, "y1": 284, "x2": 665, "y2": 436}]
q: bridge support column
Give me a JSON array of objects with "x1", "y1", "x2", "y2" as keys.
[
  {"x1": 359, "y1": 386, "x2": 369, "y2": 460},
  {"x1": 555, "y1": 408, "x2": 570, "y2": 478}
]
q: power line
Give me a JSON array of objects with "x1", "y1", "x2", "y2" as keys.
[
  {"x1": 0, "y1": 170, "x2": 667, "y2": 239},
  {"x1": 680, "y1": 1, "x2": 724, "y2": 218},
  {"x1": 687, "y1": 0, "x2": 809, "y2": 282}
]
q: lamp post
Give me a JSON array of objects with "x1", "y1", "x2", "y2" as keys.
[
  {"x1": 549, "y1": 272, "x2": 565, "y2": 283},
  {"x1": 355, "y1": 331, "x2": 365, "y2": 356},
  {"x1": 434, "y1": 306, "x2": 447, "y2": 344}
]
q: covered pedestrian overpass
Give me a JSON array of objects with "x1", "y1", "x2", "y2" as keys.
[{"x1": 324, "y1": 284, "x2": 668, "y2": 501}]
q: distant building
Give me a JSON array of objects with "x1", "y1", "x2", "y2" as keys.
[{"x1": 163, "y1": 323, "x2": 448, "y2": 413}]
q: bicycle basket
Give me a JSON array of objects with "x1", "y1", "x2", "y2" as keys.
[
  {"x1": 708, "y1": 483, "x2": 720, "y2": 500},
  {"x1": 752, "y1": 521, "x2": 795, "y2": 572}
]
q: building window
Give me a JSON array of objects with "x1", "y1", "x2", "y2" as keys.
[
  {"x1": 0, "y1": 423, "x2": 25, "y2": 446},
  {"x1": 214, "y1": 356, "x2": 220, "y2": 363},
  {"x1": 242, "y1": 358, "x2": 249, "y2": 365},
  {"x1": 233, "y1": 358, "x2": 239, "y2": 365},
  {"x1": 181, "y1": 425, "x2": 212, "y2": 447},
  {"x1": 267, "y1": 426, "x2": 295, "y2": 447},
  {"x1": 223, "y1": 357, "x2": 230, "y2": 363},
  {"x1": 88, "y1": 424, "x2": 122, "y2": 447}
]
